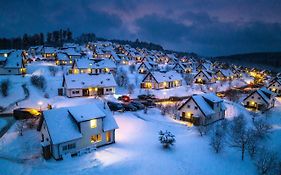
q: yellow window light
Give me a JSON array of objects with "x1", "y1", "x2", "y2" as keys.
[{"x1": 90, "y1": 119, "x2": 97, "y2": 128}]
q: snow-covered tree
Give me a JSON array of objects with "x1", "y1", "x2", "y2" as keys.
[
  {"x1": 183, "y1": 74, "x2": 194, "y2": 85},
  {"x1": 210, "y1": 127, "x2": 225, "y2": 153},
  {"x1": 129, "y1": 64, "x2": 136, "y2": 73},
  {"x1": 197, "y1": 125, "x2": 208, "y2": 137},
  {"x1": 115, "y1": 68, "x2": 129, "y2": 87},
  {"x1": 255, "y1": 148, "x2": 279, "y2": 175},
  {"x1": 230, "y1": 114, "x2": 248, "y2": 160},
  {"x1": 49, "y1": 66, "x2": 58, "y2": 76},
  {"x1": 253, "y1": 119, "x2": 272, "y2": 140},
  {"x1": 0, "y1": 79, "x2": 9, "y2": 97},
  {"x1": 159, "y1": 130, "x2": 176, "y2": 149},
  {"x1": 128, "y1": 84, "x2": 135, "y2": 95}
]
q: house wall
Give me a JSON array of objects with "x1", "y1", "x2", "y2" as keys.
[
  {"x1": 193, "y1": 72, "x2": 209, "y2": 84},
  {"x1": 243, "y1": 91, "x2": 271, "y2": 109},
  {"x1": 178, "y1": 98, "x2": 204, "y2": 124},
  {"x1": 66, "y1": 89, "x2": 83, "y2": 97},
  {"x1": 268, "y1": 82, "x2": 281, "y2": 95},
  {"x1": 0, "y1": 68, "x2": 22, "y2": 75}
]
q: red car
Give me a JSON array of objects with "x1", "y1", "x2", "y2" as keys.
[{"x1": 118, "y1": 95, "x2": 131, "y2": 102}]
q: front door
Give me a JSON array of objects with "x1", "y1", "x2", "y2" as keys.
[
  {"x1": 97, "y1": 88, "x2": 104, "y2": 96},
  {"x1": 82, "y1": 89, "x2": 89, "y2": 96}
]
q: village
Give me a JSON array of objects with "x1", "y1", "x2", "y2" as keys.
[{"x1": 0, "y1": 41, "x2": 281, "y2": 175}]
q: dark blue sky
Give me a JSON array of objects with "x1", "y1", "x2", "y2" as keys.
[{"x1": 1, "y1": 0, "x2": 281, "y2": 56}]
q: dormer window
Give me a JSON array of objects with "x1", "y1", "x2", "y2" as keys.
[{"x1": 90, "y1": 119, "x2": 97, "y2": 128}]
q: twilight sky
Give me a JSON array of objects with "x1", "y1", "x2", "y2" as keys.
[{"x1": 1, "y1": 0, "x2": 281, "y2": 56}]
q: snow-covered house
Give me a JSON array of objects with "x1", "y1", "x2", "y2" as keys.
[
  {"x1": 0, "y1": 49, "x2": 14, "y2": 58},
  {"x1": 71, "y1": 58, "x2": 116, "y2": 75},
  {"x1": 172, "y1": 62, "x2": 192, "y2": 74},
  {"x1": 215, "y1": 69, "x2": 235, "y2": 81},
  {"x1": 40, "y1": 102, "x2": 118, "y2": 160},
  {"x1": 42, "y1": 46, "x2": 57, "y2": 60},
  {"x1": 138, "y1": 61, "x2": 158, "y2": 74},
  {"x1": 193, "y1": 70, "x2": 215, "y2": 84},
  {"x1": 56, "y1": 52, "x2": 72, "y2": 65},
  {"x1": 196, "y1": 62, "x2": 212, "y2": 71},
  {"x1": 243, "y1": 87, "x2": 276, "y2": 110},
  {"x1": 0, "y1": 50, "x2": 26, "y2": 75},
  {"x1": 267, "y1": 79, "x2": 281, "y2": 96},
  {"x1": 178, "y1": 93, "x2": 226, "y2": 126},
  {"x1": 140, "y1": 71, "x2": 183, "y2": 90},
  {"x1": 62, "y1": 48, "x2": 81, "y2": 60},
  {"x1": 63, "y1": 73, "x2": 117, "y2": 97}
]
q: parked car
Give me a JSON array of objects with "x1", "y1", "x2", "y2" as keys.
[
  {"x1": 122, "y1": 103, "x2": 138, "y2": 111},
  {"x1": 138, "y1": 94, "x2": 156, "y2": 100},
  {"x1": 130, "y1": 101, "x2": 145, "y2": 110},
  {"x1": 13, "y1": 108, "x2": 41, "y2": 120},
  {"x1": 141, "y1": 100, "x2": 156, "y2": 108},
  {"x1": 107, "y1": 102, "x2": 124, "y2": 112},
  {"x1": 117, "y1": 95, "x2": 131, "y2": 102}
]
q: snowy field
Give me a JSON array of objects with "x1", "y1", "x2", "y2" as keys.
[{"x1": 1, "y1": 104, "x2": 281, "y2": 175}]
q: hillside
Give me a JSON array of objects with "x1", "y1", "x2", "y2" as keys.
[{"x1": 212, "y1": 52, "x2": 281, "y2": 72}]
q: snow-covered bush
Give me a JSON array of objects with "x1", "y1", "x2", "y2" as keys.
[
  {"x1": 115, "y1": 68, "x2": 129, "y2": 87},
  {"x1": 197, "y1": 125, "x2": 209, "y2": 136},
  {"x1": 159, "y1": 130, "x2": 176, "y2": 148},
  {"x1": 49, "y1": 66, "x2": 58, "y2": 76},
  {"x1": 31, "y1": 75, "x2": 46, "y2": 90},
  {"x1": 129, "y1": 64, "x2": 136, "y2": 73},
  {"x1": 0, "y1": 79, "x2": 9, "y2": 97}
]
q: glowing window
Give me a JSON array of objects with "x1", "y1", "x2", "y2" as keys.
[{"x1": 90, "y1": 119, "x2": 97, "y2": 128}]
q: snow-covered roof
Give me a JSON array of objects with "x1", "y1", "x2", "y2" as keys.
[
  {"x1": 75, "y1": 58, "x2": 116, "y2": 69},
  {"x1": 43, "y1": 47, "x2": 56, "y2": 54},
  {"x1": 68, "y1": 104, "x2": 106, "y2": 122},
  {"x1": 64, "y1": 73, "x2": 117, "y2": 89},
  {"x1": 202, "y1": 93, "x2": 223, "y2": 103},
  {"x1": 62, "y1": 48, "x2": 81, "y2": 56},
  {"x1": 4, "y1": 50, "x2": 24, "y2": 68},
  {"x1": 0, "y1": 49, "x2": 14, "y2": 54},
  {"x1": 43, "y1": 108, "x2": 82, "y2": 144},
  {"x1": 192, "y1": 95, "x2": 215, "y2": 117},
  {"x1": 0, "y1": 56, "x2": 6, "y2": 62},
  {"x1": 150, "y1": 71, "x2": 182, "y2": 83},
  {"x1": 219, "y1": 69, "x2": 234, "y2": 77},
  {"x1": 43, "y1": 102, "x2": 118, "y2": 144},
  {"x1": 56, "y1": 52, "x2": 69, "y2": 61}
]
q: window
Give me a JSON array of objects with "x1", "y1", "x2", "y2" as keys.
[
  {"x1": 194, "y1": 106, "x2": 198, "y2": 110},
  {"x1": 251, "y1": 96, "x2": 254, "y2": 99},
  {"x1": 62, "y1": 145, "x2": 68, "y2": 151},
  {"x1": 90, "y1": 119, "x2": 97, "y2": 128},
  {"x1": 68, "y1": 143, "x2": 76, "y2": 149},
  {"x1": 91, "y1": 134, "x2": 102, "y2": 143},
  {"x1": 106, "y1": 131, "x2": 111, "y2": 142},
  {"x1": 258, "y1": 97, "x2": 261, "y2": 100},
  {"x1": 187, "y1": 105, "x2": 190, "y2": 108},
  {"x1": 72, "y1": 90, "x2": 80, "y2": 94}
]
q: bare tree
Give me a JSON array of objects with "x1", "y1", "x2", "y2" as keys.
[
  {"x1": 128, "y1": 84, "x2": 135, "y2": 95},
  {"x1": 184, "y1": 74, "x2": 194, "y2": 85},
  {"x1": 210, "y1": 127, "x2": 225, "y2": 153},
  {"x1": 197, "y1": 125, "x2": 208, "y2": 137},
  {"x1": 16, "y1": 120, "x2": 25, "y2": 136},
  {"x1": 230, "y1": 114, "x2": 248, "y2": 160},
  {"x1": 129, "y1": 64, "x2": 136, "y2": 73},
  {"x1": 253, "y1": 119, "x2": 272, "y2": 140},
  {"x1": 246, "y1": 129, "x2": 259, "y2": 158},
  {"x1": 115, "y1": 68, "x2": 129, "y2": 87},
  {"x1": 255, "y1": 148, "x2": 279, "y2": 175}
]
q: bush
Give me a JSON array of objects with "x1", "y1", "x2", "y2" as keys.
[
  {"x1": 49, "y1": 66, "x2": 58, "y2": 76},
  {"x1": 31, "y1": 75, "x2": 46, "y2": 90},
  {"x1": 0, "y1": 79, "x2": 9, "y2": 97},
  {"x1": 159, "y1": 130, "x2": 176, "y2": 149}
]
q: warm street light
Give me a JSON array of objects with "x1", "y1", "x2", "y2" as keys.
[{"x1": 38, "y1": 101, "x2": 43, "y2": 111}]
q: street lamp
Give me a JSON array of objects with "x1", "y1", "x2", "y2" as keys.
[{"x1": 38, "y1": 101, "x2": 43, "y2": 112}]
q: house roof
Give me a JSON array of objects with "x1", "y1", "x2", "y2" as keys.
[
  {"x1": 43, "y1": 108, "x2": 83, "y2": 144},
  {"x1": 179, "y1": 93, "x2": 226, "y2": 117},
  {"x1": 75, "y1": 58, "x2": 116, "y2": 69},
  {"x1": 4, "y1": 50, "x2": 24, "y2": 68},
  {"x1": 43, "y1": 101, "x2": 118, "y2": 144},
  {"x1": 68, "y1": 103, "x2": 106, "y2": 122},
  {"x1": 56, "y1": 52, "x2": 69, "y2": 61},
  {"x1": 62, "y1": 48, "x2": 81, "y2": 56},
  {"x1": 148, "y1": 71, "x2": 183, "y2": 83},
  {"x1": 218, "y1": 69, "x2": 234, "y2": 77},
  {"x1": 64, "y1": 73, "x2": 117, "y2": 89}
]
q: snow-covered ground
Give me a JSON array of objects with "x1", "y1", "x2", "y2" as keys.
[{"x1": 1, "y1": 103, "x2": 281, "y2": 175}]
